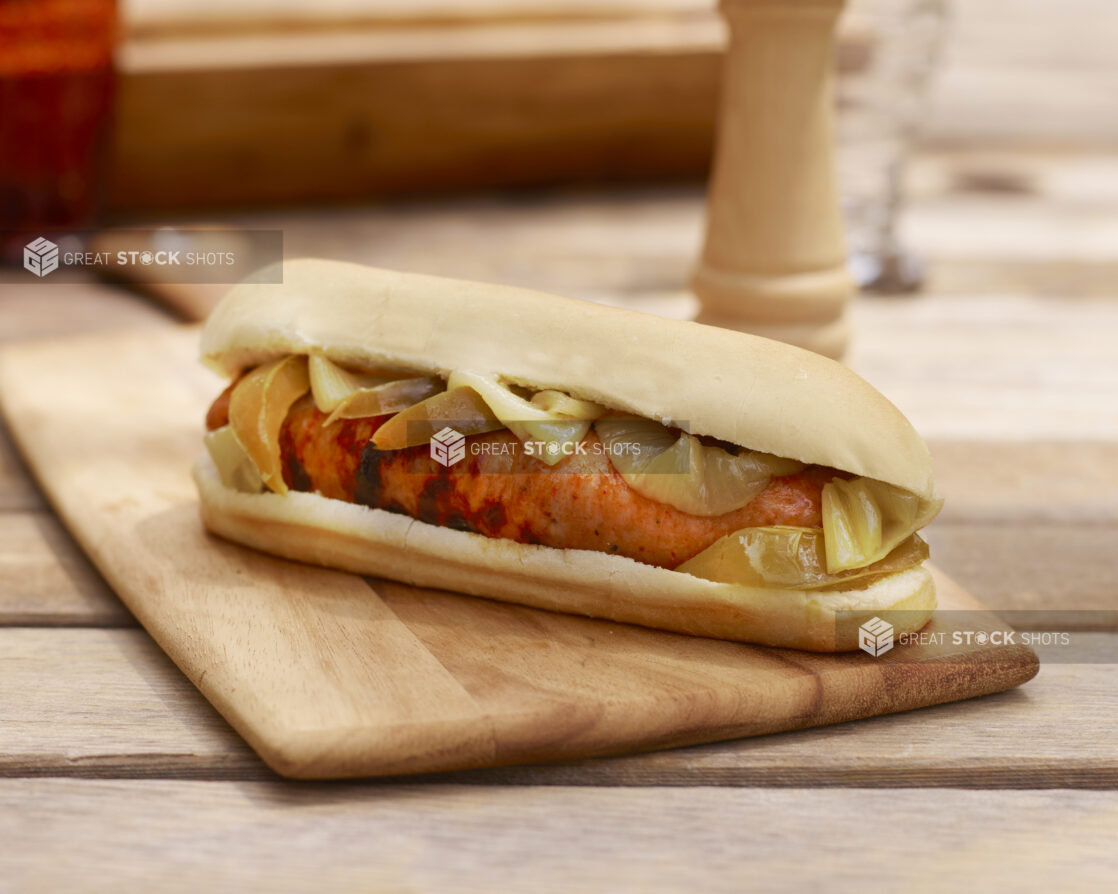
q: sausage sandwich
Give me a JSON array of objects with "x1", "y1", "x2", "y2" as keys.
[{"x1": 195, "y1": 260, "x2": 942, "y2": 651}]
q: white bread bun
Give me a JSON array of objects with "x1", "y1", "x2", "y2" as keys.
[
  {"x1": 202, "y1": 259, "x2": 935, "y2": 500},
  {"x1": 196, "y1": 260, "x2": 939, "y2": 650},
  {"x1": 195, "y1": 455, "x2": 935, "y2": 652}
]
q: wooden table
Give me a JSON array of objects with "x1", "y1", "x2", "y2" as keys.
[
  {"x1": 7, "y1": 0, "x2": 1118, "y2": 870},
  {"x1": 3, "y1": 143, "x2": 1118, "y2": 888}
]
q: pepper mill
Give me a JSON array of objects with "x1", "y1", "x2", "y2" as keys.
[{"x1": 692, "y1": 0, "x2": 852, "y2": 359}]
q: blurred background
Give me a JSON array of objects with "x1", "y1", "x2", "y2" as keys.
[{"x1": 4, "y1": 0, "x2": 1115, "y2": 297}]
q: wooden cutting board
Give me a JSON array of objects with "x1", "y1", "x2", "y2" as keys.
[{"x1": 0, "y1": 326, "x2": 1038, "y2": 779}]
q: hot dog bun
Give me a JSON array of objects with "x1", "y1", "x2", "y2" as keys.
[
  {"x1": 196, "y1": 259, "x2": 938, "y2": 651},
  {"x1": 203, "y1": 260, "x2": 935, "y2": 500}
]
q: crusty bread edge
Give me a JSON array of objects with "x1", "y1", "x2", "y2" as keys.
[{"x1": 193, "y1": 455, "x2": 936, "y2": 652}]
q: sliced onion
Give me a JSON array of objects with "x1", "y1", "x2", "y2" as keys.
[
  {"x1": 447, "y1": 370, "x2": 604, "y2": 466},
  {"x1": 204, "y1": 425, "x2": 264, "y2": 494},
  {"x1": 678, "y1": 526, "x2": 929, "y2": 590},
  {"x1": 595, "y1": 416, "x2": 804, "y2": 516},
  {"x1": 322, "y1": 376, "x2": 443, "y2": 426},
  {"x1": 371, "y1": 387, "x2": 503, "y2": 450},
  {"x1": 512, "y1": 418, "x2": 593, "y2": 467},
  {"x1": 228, "y1": 355, "x2": 310, "y2": 494},
  {"x1": 530, "y1": 389, "x2": 608, "y2": 420},
  {"x1": 822, "y1": 477, "x2": 943, "y2": 573},
  {"x1": 308, "y1": 354, "x2": 400, "y2": 413}
]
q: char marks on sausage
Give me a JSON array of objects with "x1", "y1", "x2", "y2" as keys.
[{"x1": 209, "y1": 392, "x2": 834, "y2": 568}]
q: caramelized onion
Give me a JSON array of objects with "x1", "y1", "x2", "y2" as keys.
[
  {"x1": 204, "y1": 425, "x2": 263, "y2": 494},
  {"x1": 227, "y1": 355, "x2": 310, "y2": 494},
  {"x1": 678, "y1": 526, "x2": 929, "y2": 590},
  {"x1": 822, "y1": 477, "x2": 943, "y2": 573},
  {"x1": 308, "y1": 354, "x2": 399, "y2": 413},
  {"x1": 447, "y1": 370, "x2": 604, "y2": 466},
  {"x1": 322, "y1": 376, "x2": 443, "y2": 426},
  {"x1": 529, "y1": 389, "x2": 608, "y2": 420},
  {"x1": 595, "y1": 416, "x2": 804, "y2": 516},
  {"x1": 371, "y1": 387, "x2": 503, "y2": 450}
]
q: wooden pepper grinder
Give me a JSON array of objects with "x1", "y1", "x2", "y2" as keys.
[{"x1": 693, "y1": 0, "x2": 853, "y2": 359}]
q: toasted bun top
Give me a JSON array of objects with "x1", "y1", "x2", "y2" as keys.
[{"x1": 202, "y1": 259, "x2": 936, "y2": 499}]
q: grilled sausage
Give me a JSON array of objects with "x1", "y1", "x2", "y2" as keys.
[{"x1": 209, "y1": 393, "x2": 833, "y2": 568}]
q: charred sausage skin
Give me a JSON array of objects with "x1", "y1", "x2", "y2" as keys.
[{"x1": 208, "y1": 387, "x2": 834, "y2": 568}]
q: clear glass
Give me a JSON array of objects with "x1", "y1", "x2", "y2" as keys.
[{"x1": 835, "y1": 0, "x2": 948, "y2": 292}]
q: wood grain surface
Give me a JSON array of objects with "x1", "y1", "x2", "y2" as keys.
[
  {"x1": 2, "y1": 625, "x2": 1111, "y2": 786},
  {"x1": 4, "y1": 7, "x2": 1118, "y2": 879},
  {"x1": 0, "y1": 513, "x2": 131, "y2": 627},
  {"x1": 0, "y1": 326, "x2": 1036, "y2": 779},
  {"x1": 3, "y1": 781, "x2": 1118, "y2": 893}
]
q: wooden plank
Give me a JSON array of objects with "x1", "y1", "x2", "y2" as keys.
[
  {"x1": 925, "y1": 258, "x2": 1118, "y2": 299},
  {"x1": 945, "y1": 19, "x2": 1118, "y2": 74},
  {"x1": 0, "y1": 279, "x2": 173, "y2": 512},
  {"x1": 119, "y1": 178, "x2": 1118, "y2": 314},
  {"x1": 120, "y1": 14, "x2": 724, "y2": 71},
  {"x1": 455, "y1": 647, "x2": 1118, "y2": 788},
  {"x1": 0, "y1": 325, "x2": 1037, "y2": 780},
  {"x1": 2, "y1": 627, "x2": 1113, "y2": 785},
  {"x1": 917, "y1": 0, "x2": 1118, "y2": 149},
  {"x1": 907, "y1": 151, "x2": 1118, "y2": 295},
  {"x1": 0, "y1": 421, "x2": 43, "y2": 512},
  {"x1": 106, "y1": 191, "x2": 706, "y2": 316},
  {"x1": 111, "y1": 2, "x2": 723, "y2": 211},
  {"x1": 925, "y1": 64, "x2": 1118, "y2": 152},
  {"x1": 908, "y1": 150, "x2": 1118, "y2": 204},
  {"x1": 3, "y1": 781, "x2": 1118, "y2": 891},
  {"x1": 0, "y1": 629, "x2": 262, "y2": 779},
  {"x1": 106, "y1": 164, "x2": 1118, "y2": 321},
  {"x1": 110, "y1": 38, "x2": 719, "y2": 212},
  {"x1": 126, "y1": 0, "x2": 713, "y2": 37},
  {"x1": 0, "y1": 512, "x2": 133, "y2": 627},
  {"x1": 0, "y1": 280, "x2": 171, "y2": 345},
  {"x1": 929, "y1": 441, "x2": 1118, "y2": 524},
  {"x1": 925, "y1": 523, "x2": 1118, "y2": 623},
  {"x1": 903, "y1": 194, "x2": 1118, "y2": 265},
  {"x1": 848, "y1": 294, "x2": 1118, "y2": 443},
  {"x1": 0, "y1": 281, "x2": 172, "y2": 513}
]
